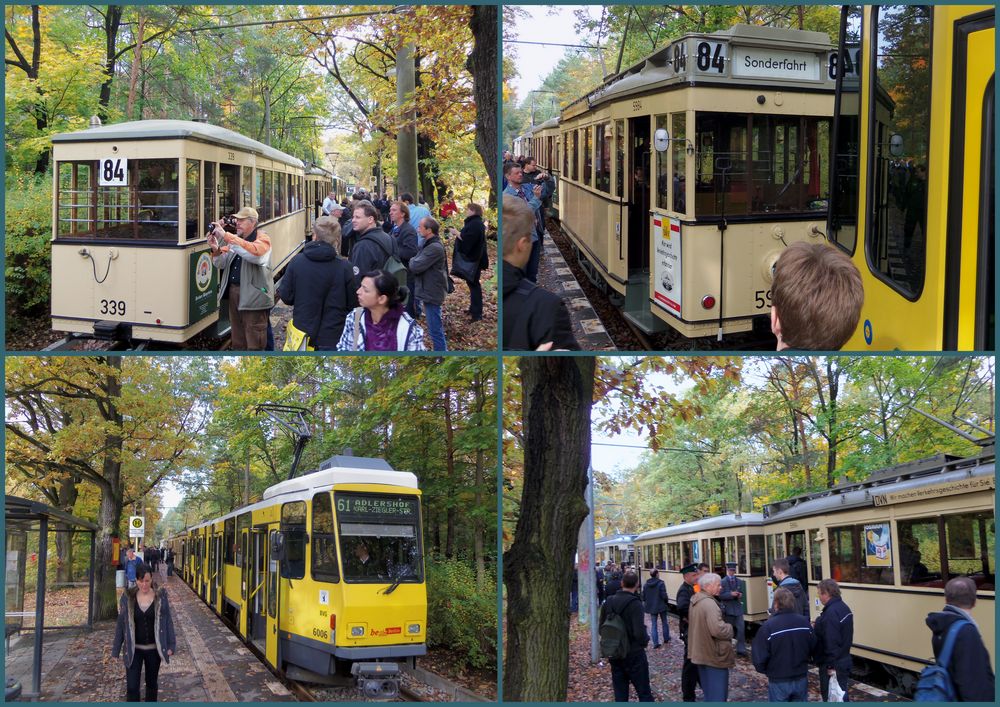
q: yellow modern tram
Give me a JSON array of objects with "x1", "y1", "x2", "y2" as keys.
[
  {"x1": 165, "y1": 454, "x2": 426, "y2": 698},
  {"x1": 49, "y1": 119, "x2": 314, "y2": 345},
  {"x1": 558, "y1": 24, "x2": 837, "y2": 338},
  {"x1": 827, "y1": 5, "x2": 994, "y2": 350}
]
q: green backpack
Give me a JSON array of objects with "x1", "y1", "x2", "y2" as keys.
[{"x1": 599, "y1": 598, "x2": 633, "y2": 660}]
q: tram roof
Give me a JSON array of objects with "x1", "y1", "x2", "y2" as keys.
[
  {"x1": 531, "y1": 117, "x2": 560, "y2": 134},
  {"x1": 306, "y1": 164, "x2": 333, "y2": 177},
  {"x1": 51, "y1": 119, "x2": 305, "y2": 168},
  {"x1": 564, "y1": 23, "x2": 834, "y2": 116},
  {"x1": 635, "y1": 512, "x2": 764, "y2": 542},
  {"x1": 763, "y1": 450, "x2": 995, "y2": 523},
  {"x1": 595, "y1": 533, "x2": 637, "y2": 547}
]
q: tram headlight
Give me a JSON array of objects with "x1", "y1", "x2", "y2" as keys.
[
  {"x1": 350, "y1": 625, "x2": 366, "y2": 637},
  {"x1": 407, "y1": 623, "x2": 421, "y2": 634}
]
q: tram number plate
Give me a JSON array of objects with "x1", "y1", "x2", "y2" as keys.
[
  {"x1": 828, "y1": 48, "x2": 862, "y2": 81},
  {"x1": 99, "y1": 157, "x2": 128, "y2": 186},
  {"x1": 696, "y1": 41, "x2": 725, "y2": 74},
  {"x1": 754, "y1": 290, "x2": 772, "y2": 310},
  {"x1": 99, "y1": 299, "x2": 127, "y2": 316}
]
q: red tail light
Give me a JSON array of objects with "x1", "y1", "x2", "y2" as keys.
[{"x1": 330, "y1": 614, "x2": 336, "y2": 630}]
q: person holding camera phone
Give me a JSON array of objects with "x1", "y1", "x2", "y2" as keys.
[{"x1": 209, "y1": 206, "x2": 274, "y2": 350}]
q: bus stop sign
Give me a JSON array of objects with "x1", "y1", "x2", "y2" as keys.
[{"x1": 129, "y1": 516, "x2": 145, "y2": 538}]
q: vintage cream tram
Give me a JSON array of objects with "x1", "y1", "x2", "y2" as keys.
[
  {"x1": 558, "y1": 24, "x2": 836, "y2": 338},
  {"x1": 594, "y1": 533, "x2": 637, "y2": 567},
  {"x1": 49, "y1": 119, "x2": 313, "y2": 345}
]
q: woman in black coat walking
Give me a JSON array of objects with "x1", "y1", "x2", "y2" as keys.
[
  {"x1": 449, "y1": 203, "x2": 488, "y2": 321},
  {"x1": 112, "y1": 563, "x2": 176, "y2": 701}
]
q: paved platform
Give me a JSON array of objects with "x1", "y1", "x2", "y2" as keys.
[
  {"x1": 4, "y1": 569, "x2": 295, "y2": 702},
  {"x1": 536, "y1": 235, "x2": 615, "y2": 350}
]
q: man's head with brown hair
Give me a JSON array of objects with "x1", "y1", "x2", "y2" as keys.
[
  {"x1": 772, "y1": 587, "x2": 797, "y2": 613},
  {"x1": 312, "y1": 216, "x2": 341, "y2": 249},
  {"x1": 502, "y1": 194, "x2": 535, "y2": 267},
  {"x1": 771, "y1": 242, "x2": 863, "y2": 350}
]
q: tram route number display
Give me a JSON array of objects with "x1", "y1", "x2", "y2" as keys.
[
  {"x1": 99, "y1": 157, "x2": 128, "y2": 186},
  {"x1": 334, "y1": 492, "x2": 419, "y2": 523},
  {"x1": 652, "y1": 217, "x2": 682, "y2": 317}
]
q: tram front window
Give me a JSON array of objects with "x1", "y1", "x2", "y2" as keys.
[
  {"x1": 693, "y1": 113, "x2": 830, "y2": 217},
  {"x1": 335, "y1": 492, "x2": 423, "y2": 584},
  {"x1": 57, "y1": 158, "x2": 180, "y2": 241}
]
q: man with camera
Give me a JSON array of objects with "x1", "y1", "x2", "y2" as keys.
[{"x1": 209, "y1": 206, "x2": 273, "y2": 350}]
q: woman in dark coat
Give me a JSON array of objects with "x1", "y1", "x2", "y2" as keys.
[
  {"x1": 450, "y1": 203, "x2": 488, "y2": 321},
  {"x1": 112, "y1": 563, "x2": 176, "y2": 701}
]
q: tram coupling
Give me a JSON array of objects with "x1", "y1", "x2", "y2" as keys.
[{"x1": 351, "y1": 662, "x2": 401, "y2": 700}]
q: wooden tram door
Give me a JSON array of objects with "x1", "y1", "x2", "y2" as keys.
[{"x1": 624, "y1": 115, "x2": 660, "y2": 332}]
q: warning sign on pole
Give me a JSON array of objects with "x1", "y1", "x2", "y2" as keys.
[{"x1": 129, "y1": 516, "x2": 145, "y2": 538}]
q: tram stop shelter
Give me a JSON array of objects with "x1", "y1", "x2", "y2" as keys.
[{"x1": 5, "y1": 496, "x2": 98, "y2": 701}]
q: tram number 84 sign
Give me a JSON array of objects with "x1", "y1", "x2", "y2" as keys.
[{"x1": 129, "y1": 515, "x2": 145, "y2": 537}]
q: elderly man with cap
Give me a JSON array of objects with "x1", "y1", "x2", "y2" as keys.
[
  {"x1": 209, "y1": 206, "x2": 273, "y2": 350},
  {"x1": 720, "y1": 562, "x2": 747, "y2": 656},
  {"x1": 676, "y1": 563, "x2": 702, "y2": 701}
]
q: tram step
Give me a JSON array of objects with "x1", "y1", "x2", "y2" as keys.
[{"x1": 623, "y1": 274, "x2": 667, "y2": 335}]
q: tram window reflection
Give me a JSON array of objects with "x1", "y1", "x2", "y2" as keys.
[{"x1": 311, "y1": 492, "x2": 340, "y2": 583}]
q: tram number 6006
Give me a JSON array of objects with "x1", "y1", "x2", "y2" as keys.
[
  {"x1": 100, "y1": 299, "x2": 126, "y2": 316},
  {"x1": 696, "y1": 42, "x2": 725, "y2": 74}
]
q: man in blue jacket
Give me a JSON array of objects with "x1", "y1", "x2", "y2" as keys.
[
  {"x1": 813, "y1": 579, "x2": 854, "y2": 701},
  {"x1": 641, "y1": 568, "x2": 669, "y2": 648},
  {"x1": 925, "y1": 576, "x2": 994, "y2": 701},
  {"x1": 753, "y1": 588, "x2": 816, "y2": 701}
]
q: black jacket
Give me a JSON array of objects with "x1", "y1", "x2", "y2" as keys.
[
  {"x1": 599, "y1": 590, "x2": 649, "y2": 657},
  {"x1": 752, "y1": 609, "x2": 816, "y2": 680},
  {"x1": 455, "y1": 214, "x2": 488, "y2": 280},
  {"x1": 813, "y1": 596, "x2": 853, "y2": 670},
  {"x1": 786, "y1": 554, "x2": 808, "y2": 587},
  {"x1": 502, "y1": 261, "x2": 579, "y2": 350},
  {"x1": 278, "y1": 240, "x2": 357, "y2": 349},
  {"x1": 393, "y1": 221, "x2": 419, "y2": 266},
  {"x1": 641, "y1": 576, "x2": 669, "y2": 615},
  {"x1": 777, "y1": 576, "x2": 809, "y2": 619},
  {"x1": 349, "y1": 227, "x2": 396, "y2": 290},
  {"x1": 676, "y1": 580, "x2": 695, "y2": 641},
  {"x1": 605, "y1": 574, "x2": 622, "y2": 598},
  {"x1": 925, "y1": 606, "x2": 995, "y2": 701}
]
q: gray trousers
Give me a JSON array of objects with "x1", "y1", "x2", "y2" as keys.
[{"x1": 724, "y1": 614, "x2": 746, "y2": 654}]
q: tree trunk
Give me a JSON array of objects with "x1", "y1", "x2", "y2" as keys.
[
  {"x1": 93, "y1": 357, "x2": 125, "y2": 621},
  {"x1": 467, "y1": 6, "x2": 498, "y2": 204},
  {"x1": 473, "y1": 372, "x2": 486, "y2": 588},
  {"x1": 126, "y1": 11, "x2": 145, "y2": 119},
  {"x1": 53, "y1": 475, "x2": 80, "y2": 585},
  {"x1": 443, "y1": 387, "x2": 456, "y2": 559},
  {"x1": 98, "y1": 5, "x2": 124, "y2": 121},
  {"x1": 503, "y1": 357, "x2": 594, "y2": 701}
]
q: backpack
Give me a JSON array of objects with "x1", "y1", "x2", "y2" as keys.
[
  {"x1": 370, "y1": 233, "x2": 409, "y2": 305},
  {"x1": 599, "y1": 596, "x2": 633, "y2": 660},
  {"x1": 914, "y1": 619, "x2": 969, "y2": 701}
]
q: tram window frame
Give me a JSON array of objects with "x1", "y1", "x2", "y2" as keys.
[
  {"x1": 583, "y1": 126, "x2": 594, "y2": 185},
  {"x1": 224, "y1": 518, "x2": 235, "y2": 565},
  {"x1": 808, "y1": 529, "x2": 823, "y2": 582},
  {"x1": 898, "y1": 511, "x2": 994, "y2": 589},
  {"x1": 279, "y1": 501, "x2": 306, "y2": 580},
  {"x1": 682, "y1": 540, "x2": 698, "y2": 566},
  {"x1": 667, "y1": 542, "x2": 681, "y2": 571},
  {"x1": 737, "y1": 535, "x2": 748, "y2": 574},
  {"x1": 311, "y1": 492, "x2": 341, "y2": 584},
  {"x1": 653, "y1": 543, "x2": 665, "y2": 570},
  {"x1": 570, "y1": 130, "x2": 579, "y2": 181},
  {"x1": 828, "y1": 5, "x2": 863, "y2": 255},
  {"x1": 615, "y1": 120, "x2": 625, "y2": 198},
  {"x1": 236, "y1": 512, "x2": 251, "y2": 569},
  {"x1": 829, "y1": 522, "x2": 894, "y2": 586},
  {"x1": 864, "y1": 4, "x2": 932, "y2": 301},
  {"x1": 654, "y1": 114, "x2": 670, "y2": 211},
  {"x1": 267, "y1": 530, "x2": 278, "y2": 618},
  {"x1": 596, "y1": 123, "x2": 612, "y2": 193},
  {"x1": 749, "y1": 535, "x2": 766, "y2": 576},
  {"x1": 56, "y1": 158, "x2": 181, "y2": 241},
  {"x1": 203, "y1": 161, "x2": 217, "y2": 240},
  {"x1": 672, "y1": 112, "x2": 688, "y2": 214},
  {"x1": 241, "y1": 165, "x2": 253, "y2": 208},
  {"x1": 185, "y1": 159, "x2": 200, "y2": 240}
]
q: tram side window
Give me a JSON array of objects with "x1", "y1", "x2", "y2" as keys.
[
  {"x1": 583, "y1": 126, "x2": 593, "y2": 186},
  {"x1": 682, "y1": 540, "x2": 698, "y2": 566},
  {"x1": 829, "y1": 5, "x2": 863, "y2": 254},
  {"x1": 279, "y1": 501, "x2": 306, "y2": 580},
  {"x1": 829, "y1": 523, "x2": 894, "y2": 585},
  {"x1": 242, "y1": 166, "x2": 253, "y2": 208},
  {"x1": 749, "y1": 535, "x2": 766, "y2": 576},
  {"x1": 236, "y1": 512, "x2": 251, "y2": 568},
  {"x1": 867, "y1": 5, "x2": 931, "y2": 297},
  {"x1": 667, "y1": 542, "x2": 681, "y2": 571},
  {"x1": 899, "y1": 512, "x2": 995, "y2": 590},
  {"x1": 672, "y1": 113, "x2": 687, "y2": 214},
  {"x1": 311, "y1": 492, "x2": 340, "y2": 583},
  {"x1": 737, "y1": 536, "x2": 747, "y2": 574},
  {"x1": 595, "y1": 124, "x2": 611, "y2": 193},
  {"x1": 203, "y1": 161, "x2": 217, "y2": 238},
  {"x1": 653, "y1": 543, "x2": 665, "y2": 570},
  {"x1": 808, "y1": 529, "x2": 823, "y2": 581},
  {"x1": 615, "y1": 120, "x2": 625, "y2": 198},
  {"x1": 570, "y1": 130, "x2": 579, "y2": 181},
  {"x1": 276, "y1": 173, "x2": 287, "y2": 218},
  {"x1": 224, "y1": 518, "x2": 235, "y2": 564},
  {"x1": 655, "y1": 114, "x2": 670, "y2": 210},
  {"x1": 186, "y1": 160, "x2": 200, "y2": 240}
]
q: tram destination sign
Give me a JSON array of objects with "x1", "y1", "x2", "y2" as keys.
[
  {"x1": 335, "y1": 492, "x2": 419, "y2": 522},
  {"x1": 731, "y1": 47, "x2": 820, "y2": 81},
  {"x1": 872, "y1": 475, "x2": 995, "y2": 507}
]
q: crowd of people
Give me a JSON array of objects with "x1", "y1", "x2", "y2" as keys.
[
  {"x1": 592, "y1": 556, "x2": 993, "y2": 702},
  {"x1": 208, "y1": 188, "x2": 489, "y2": 352}
]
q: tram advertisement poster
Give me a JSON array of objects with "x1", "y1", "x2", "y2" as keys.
[
  {"x1": 863, "y1": 523, "x2": 892, "y2": 567},
  {"x1": 652, "y1": 217, "x2": 682, "y2": 315},
  {"x1": 189, "y1": 250, "x2": 219, "y2": 323}
]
